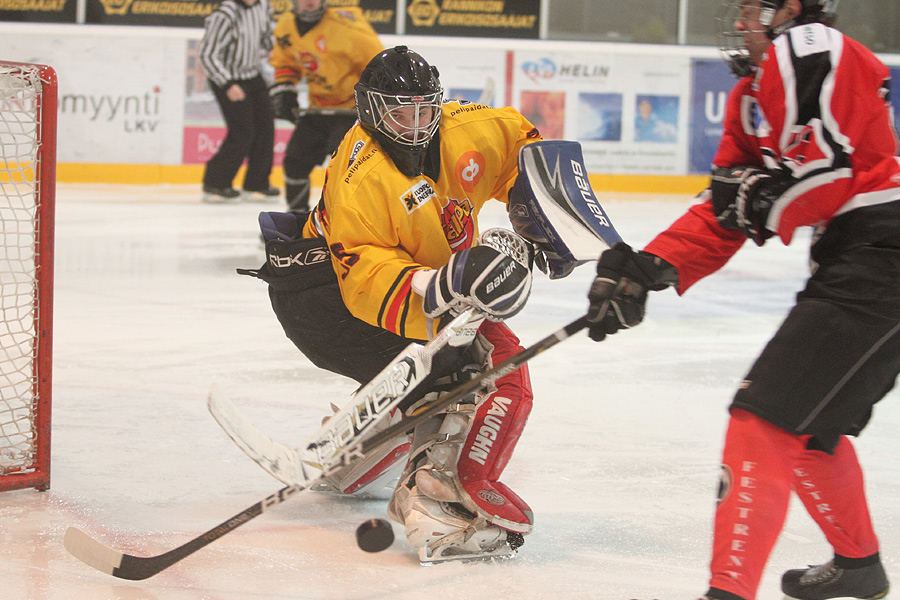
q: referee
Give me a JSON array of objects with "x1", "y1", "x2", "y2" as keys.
[{"x1": 199, "y1": 0, "x2": 278, "y2": 203}]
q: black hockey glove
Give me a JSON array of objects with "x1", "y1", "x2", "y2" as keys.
[
  {"x1": 269, "y1": 82, "x2": 300, "y2": 123},
  {"x1": 711, "y1": 165, "x2": 791, "y2": 246},
  {"x1": 734, "y1": 169, "x2": 788, "y2": 246},
  {"x1": 424, "y1": 246, "x2": 532, "y2": 322},
  {"x1": 711, "y1": 165, "x2": 759, "y2": 230},
  {"x1": 586, "y1": 243, "x2": 677, "y2": 342}
]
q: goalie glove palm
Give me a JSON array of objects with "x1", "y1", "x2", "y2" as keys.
[
  {"x1": 424, "y1": 246, "x2": 532, "y2": 322},
  {"x1": 587, "y1": 243, "x2": 677, "y2": 342}
]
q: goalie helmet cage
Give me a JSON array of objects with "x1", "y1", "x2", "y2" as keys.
[{"x1": 0, "y1": 61, "x2": 57, "y2": 493}]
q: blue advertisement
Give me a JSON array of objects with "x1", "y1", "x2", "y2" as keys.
[
  {"x1": 634, "y1": 95, "x2": 679, "y2": 143},
  {"x1": 688, "y1": 58, "x2": 736, "y2": 175}
]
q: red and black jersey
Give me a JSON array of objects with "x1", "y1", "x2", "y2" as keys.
[{"x1": 646, "y1": 24, "x2": 900, "y2": 293}]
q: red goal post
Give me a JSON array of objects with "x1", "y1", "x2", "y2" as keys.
[{"x1": 0, "y1": 61, "x2": 56, "y2": 492}]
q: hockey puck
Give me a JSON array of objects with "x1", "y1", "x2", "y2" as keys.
[{"x1": 356, "y1": 518, "x2": 394, "y2": 553}]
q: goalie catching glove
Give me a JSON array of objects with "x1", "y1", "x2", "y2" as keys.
[
  {"x1": 269, "y1": 82, "x2": 300, "y2": 123},
  {"x1": 421, "y1": 245, "x2": 531, "y2": 322},
  {"x1": 586, "y1": 243, "x2": 678, "y2": 341}
]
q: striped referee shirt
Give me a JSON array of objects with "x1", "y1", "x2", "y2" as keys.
[{"x1": 199, "y1": 0, "x2": 274, "y2": 89}]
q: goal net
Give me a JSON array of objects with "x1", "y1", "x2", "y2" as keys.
[{"x1": 0, "y1": 62, "x2": 56, "y2": 492}]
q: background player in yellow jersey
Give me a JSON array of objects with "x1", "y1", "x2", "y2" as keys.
[{"x1": 268, "y1": 0, "x2": 383, "y2": 210}]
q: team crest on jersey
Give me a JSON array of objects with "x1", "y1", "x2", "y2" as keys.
[
  {"x1": 439, "y1": 197, "x2": 475, "y2": 250},
  {"x1": 336, "y1": 10, "x2": 356, "y2": 21},
  {"x1": 299, "y1": 51, "x2": 318, "y2": 72},
  {"x1": 315, "y1": 35, "x2": 327, "y2": 52},
  {"x1": 400, "y1": 180, "x2": 436, "y2": 214},
  {"x1": 455, "y1": 151, "x2": 485, "y2": 194}
]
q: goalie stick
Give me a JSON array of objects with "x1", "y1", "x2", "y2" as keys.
[
  {"x1": 209, "y1": 308, "x2": 483, "y2": 489},
  {"x1": 63, "y1": 313, "x2": 590, "y2": 580},
  {"x1": 208, "y1": 313, "x2": 590, "y2": 488}
]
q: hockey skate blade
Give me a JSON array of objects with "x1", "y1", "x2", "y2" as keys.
[
  {"x1": 64, "y1": 527, "x2": 124, "y2": 575},
  {"x1": 418, "y1": 546, "x2": 519, "y2": 566}
]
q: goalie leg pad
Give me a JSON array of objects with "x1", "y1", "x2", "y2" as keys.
[
  {"x1": 455, "y1": 320, "x2": 534, "y2": 533},
  {"x1": 388, "y1": 321, "x2": 534, "y2": 549}
]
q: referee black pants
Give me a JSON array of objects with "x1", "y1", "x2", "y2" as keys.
[{"x1": 204, "y1": 75, "x2": 274, "y2": 191}]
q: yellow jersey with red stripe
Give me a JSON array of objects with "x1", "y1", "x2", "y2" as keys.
[
  {"x1": 303, "y1": 101, "x2": 541, "y2": 340},
  {"x1": 270, "y1": 8, "x2": 383, "y2": 108}
]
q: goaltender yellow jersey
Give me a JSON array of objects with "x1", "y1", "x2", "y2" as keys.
[
  {"x1": 270, "y1": 8, "x2": 383, "y2": 108},
  {"x1": 303, "y1": 101, "x2": 541, "y2": 341}
]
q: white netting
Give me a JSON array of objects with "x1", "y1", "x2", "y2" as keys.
[{"x1": 0, "y1": 64, "x2": 43, "y2": 476}]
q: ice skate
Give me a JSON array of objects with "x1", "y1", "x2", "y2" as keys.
[
  {"x1": 782, "y1": 558, "x2": 889, "y2": 600},
  {"x1": 242, "y1": 186, "x2": 280, "y2": 203},
  {"x1": 387, "y1": 482, "x2": 524, "y2": 565},
  {"x1": 202, "y1": 185, "x2": 241, "y2": 204}
]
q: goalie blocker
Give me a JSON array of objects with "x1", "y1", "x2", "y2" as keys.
[{"x1": 508, "y1": 140, "x2": 623, "y2": 279}]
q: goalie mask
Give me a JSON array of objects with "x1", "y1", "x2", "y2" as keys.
[
  {"x1": 355, "y1": 46, "x2": 443, "y2": 178},
  {"x1": 716, "y1": 0, "x2": 839, "y2": 77},
  {"x1": 294, "y1": 0, "x2": 326, "y2": 22}
]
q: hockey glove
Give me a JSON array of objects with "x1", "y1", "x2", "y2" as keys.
[
  {"x1": 711, "y1": 165, "x2": 791, "y2": 246},
  {"x1": 424, "y1": 246, "x2": 532, "y2": 322},
  {"x1": 734, "y1": 169, "x2": 789, "y2": 246},
  {"x1": 586, "y1": 243, "x2": 677, "y2": 342},
  {"x1": 710, "y1": 165, "x2": 761, "y2": 231},
  {"x1": 269, "y1": 82, "x2": 300, "y2": 123}
]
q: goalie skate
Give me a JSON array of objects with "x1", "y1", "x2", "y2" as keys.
[
  {"x1": 419, "y1": 527, "x2": 525, "y2": 565},
  {"x1": 389, "y1": 482, "x2": 524, "y2": 565}
]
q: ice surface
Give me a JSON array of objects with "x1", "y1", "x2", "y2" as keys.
[{"x1": 1, "y1": 184, "x2": 898, "y2": 599}]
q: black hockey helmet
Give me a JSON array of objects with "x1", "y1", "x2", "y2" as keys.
[
  {"x1": 354, "y1": 46, "x2": 443, "y2": 177},
  {"x1": 295, "y1": 0, "x2": 326, "y2": 23},
  {"x1": 716, "y1": 0, "x2": 839, "y2": 77}
]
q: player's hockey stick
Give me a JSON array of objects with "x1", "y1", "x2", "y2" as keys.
[
  {"x1": 63, "y1": 313, "x2": 589, "y2": 580},
  {"x1": 294, "y1": 107, "x2": 357, "y2": 121},
  {"x1": 63, "y1": 485, "x2": 303, "y2": 580}
]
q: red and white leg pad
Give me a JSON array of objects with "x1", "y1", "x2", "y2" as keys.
[{"x1": 387, "y1": 321, "x2": 533, "y2": 562}]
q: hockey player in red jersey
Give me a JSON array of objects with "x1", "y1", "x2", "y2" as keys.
[{"x1": 586, "y1": 1, "x2": 897, "y2": 599}]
